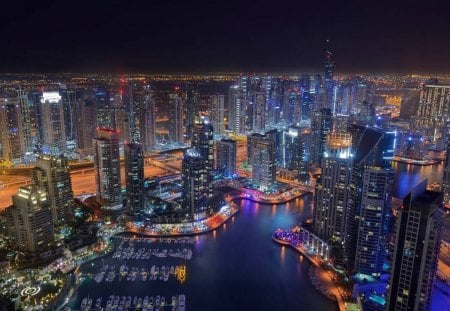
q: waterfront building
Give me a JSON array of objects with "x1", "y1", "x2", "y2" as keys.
[
  {"x1": 125, "y1": 143, "x2": 144, "y2": 214},
  {"x1": 247, "y1": 133, "x2": 276, "y2": 191},
  {"x1": 191, "y1": 116, "x2": 214, "y2": 195},
  {"x1": 413, "y1": 83, "x2": 450, "y2": 144},
  {"x1": 282, "y1": 126, "x2": 309, "y2": 182},
  {"x1": 168, "y1": 93, "x2": 184, "y2": 144},
  {"x1": 386, "y1": 180, "x2": 444, "y2": 311},
  {"x1": 32, "y1": 154, "x2": 73, "y2": 226},
  {"x1": 93, "y1": 128, "x2": 122, "y2": 209},
  {"x1": 182, "y1": 148, "x2": 210, "y2": 219},
  {"x1": 310, "y1": 108, "x2": 333, "y2": 166},
  {"x1": 344, "y1": 126, "x2": 394, "y2": 273},
  {"x1": 40, "y1": 91, "x2": 67, "y2": 155},
  {"x1": 216, "y1": 138, "x2": 237, "y2": 178},
  {"x1": 0, "y1": 91, "x2": 32, "y2": 162},
  {"x1": 354, "y1": 167, "x2": 393, "y2": 276},
  {"x1": 313, "y1": 133, "x2": 352, "y2": 242},
  {"x1": 228, "y1": 85, "x2": 246, "y2": 134},
  {"x1": 5, "y1": 186, "x2": 55, "y2": 253},
  {"x1": 141, "y1": 86, "x2": 156, "y2": 151}
]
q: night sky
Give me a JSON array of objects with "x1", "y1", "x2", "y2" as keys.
[{"x1": 1, "y1": 0, "x2": 450, "y2": 73}]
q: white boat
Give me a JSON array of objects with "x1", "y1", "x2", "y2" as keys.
[
  {"x1": 107, "y1": 295, "x2": 114, "y2": 307},
  {"x1": 119, "y1": 296, "x2": 126, "y2": 306},
  {"x1": 81, "y1": 298, "x2": 88, "y2": 309},
  {"x1": 143, "y1": 296, "x2": 149, "y2": 307},
  {"x1": 155, "y1": 295, "x2": 160, "y2": 306},
  {"x1": 126, "y1": 296, "x2": 132, "y2": 307},
  {"x1": 150, "y1": 265, "x2": 155, "y2": 274},
  {"x1": 161, "y1": 296, "x2": 165, "y2": 306},
  {"x1": 178, "y1": 295, "x2": 185, "y2": 311},
  {"x1": 137, "y1": 297, "x2": 143, "y2": 307},
  {"x1": 113, "y1": 296, "x2": 120, "y2": 306},
  {"x1": 95, "y1": 297, "x2": 102, "y2": 309}
]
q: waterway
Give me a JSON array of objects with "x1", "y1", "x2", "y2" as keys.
[
  {"x1": 67, "y1": 161, "x2": 444, "y2": 310},
  {"x1": 68, "y1": 196, "x2": 338, "y2": 310}
]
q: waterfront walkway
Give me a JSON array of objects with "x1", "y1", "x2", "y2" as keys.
[{"x1": 272, "y1": 231, "x2": 346, "y2": 311}]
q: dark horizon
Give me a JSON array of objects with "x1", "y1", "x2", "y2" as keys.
[{"x1": 2, "y1": 0, "x2": 450, "y2": 74}]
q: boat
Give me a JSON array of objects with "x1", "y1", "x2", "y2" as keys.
[
  {"x1": 133, "y1": 296, "x2": 138, "y2": 306},
  {"x1": 86, "y1": 298, "x2": 93, "y2": 310},
  {"x1": 113, "y1": 296, "x2": 120, "y2": 306},
  {"x1": 137, "y1": 297, "x2": 143, "y2": 308},
  {"x1": 95, "y1": 297, "x2": 102, "y2": 309},
  {"x1": 149, "y1": 296, "x2": 154, "y2": 305},
  {"x1": 107, "y1": 295, "x2": 114, "y2": 307},
  {"x1": 143, "y1": 296, "x2": 149, "y2": 307},
  {"x1": 155, "y1": 295, "x2": 161, "y2": 306},
  {"x1": 178, "y1": 295, "x2": 185, "y2": 311},
  {"x1": 81, "y1": 298, "x2": 88, "y2": 309},
  {"x1": 161, "y1": 296, "x2": 165, "y2": 306},
  {"x1": 119, "y1": 296, "x2": 126, "y2": 306}
]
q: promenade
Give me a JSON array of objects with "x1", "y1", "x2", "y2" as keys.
[{"x1": 272, "y1": 230, "x2": 346, "y2": 311}]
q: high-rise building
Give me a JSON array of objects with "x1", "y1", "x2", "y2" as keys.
[
  {"x1": 442, "y1": 121, "x2": 450, "y2": 204},
  {"x1": 209, "y1": 94, "x2": 225, "y2": 136},
  {"x1": 74, "y1": 98, "x2": 96, "y2": 157},
  {"x1": 168, "y1": 93, "x2": 184, "y2": 144},
  {"x1": 0, "y1": 92, "x2": 31, "y2": 162},
  {"x1": 344, "y1": 126, "x2": 394, "y2": 272},
  {"x1": 122, "y1": 81, "x2": 138, "y2": 142},
  {"x1": 413, "y1": 83, "x2": 450, "y2": 144},
  {"x1": 228, "y1": 85, "x2": 246, "y2": 135},
  {"x1": 310, "y1": 108, "x2": 333, "y2": 166},
  {"x1": 251, "y1": 88, "x2": 266, "y2": 132},
  {"x1": 125, "y1": 143, "x2": 144, "y2": 214},
  {"x1": 324, "y1": 39, "x2": 335, "y2": 111},
  {"x1": 141, "y1": 87, "x2": 156, "y2": 151},
  {"x1": 313, "y1": 133, "x2": 352, "y2": 242},
  {"x1": 191, "y1": 116, "x2": 214, "y2": 195},
  {"x1": 182, "y1": 148, "x2": 210, "y2": 219},
  {"x1": 386, "y1": 180, "x2": 444, "y2": 311},
  {"x1": 5, "y1": 186, "x2": 55, "y2": 253},
  {"x1": 282, "y1": 126, "x2": 308, "y2": 182},
  {"x1": 186, "y1": 89, "x2": 200, "y2": 139},
  {"x1": 40, "y1": 91, "x2": 67, "y2": 155},
  {"x1": 94, "y1": 87, "x2": 111, "y2": 128},
  {"x1": 216, "y1": 139, "x2": 237, "y2": 178},
  {"x1": 354, "y1": 168, "x2": 393, "y2": 276},
  {"x1": 32, "y1": 154, "x2": 73, "y2": 226},
  {"x1": 247, "y1": 133, "x2": 276, "y2": 191},
  {"x1": 93, "y1": 128, "x2": 122, "y2": 209}
]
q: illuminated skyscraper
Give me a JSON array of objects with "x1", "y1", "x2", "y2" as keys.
[
  {"x1": 125, "y1": 143, "x2": 144, "y2": 214},
  {"x1": 247, "y1": 133, "x2": 276, "y2": 191},
  {"x1": 413, "y1": 83, "x2": 450, "y2": 144},
  {"x1": 216, "y1": 138, "x2": 237, "y2": 178},
  {"x1": 182, "y1": 148, "x2": 210, "y2": 219},
  {"x1": 93, "y1": 128, "x2": 122, "y2": 209},
  {"x1": 168, "y1": 93, "x2": 184, "y2": 144},
  {"x1": 40, "y1": 91, "x2": 67, "y2": 155},
  {"x1": 32, "y1": 154, "x2": 73, "y2": 226},
  {"x1": 5, "y1": 185, "x2": 55, "y2": 253},
  {"x1": 74, "y1": 98, "x2": 96, "y2": 157},
  {"x1": 209, "y1": 94, "x2": 225, "y2": 136},
  {"x1": 141, "y1": 86, "x2": 156, "y2": 151},
  {"x1": 122, "y1": 81, "x2": 138, "y2": 142},
  {"x1": 324, "y1": 39, "x2": 335, "y2": 111},
  {"x1": 282, "y1": 126, "x2": 309, "y2": 182},
  {"x1": 387, "y1": 180, "x2": 444, "y2": 311},
  {"x1": 186, "y1": 89, "x2": 200, "y2": 139},
  {"x1": 310, "y1": 108, "x2": 333, "y2": 166},
  {"x1": 252, "y1": 88, "x2": 266, "y2": 132},
  {"x1": 313, "y1": 133, "x2": 352, "y2": 242},
  {"x1": 0, "y1": 91, "x2": 32, "y2": 162},
  {"x1": 228, "y1": 85, "x2": 246, "y2": 135},
  {"x1": 191, "y1": 116, "x2": 214, "y2": 196}
]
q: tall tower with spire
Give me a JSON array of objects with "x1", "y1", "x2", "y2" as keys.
[{"x1": 324, "y1": 39, "x2": 335, "y2": 112}]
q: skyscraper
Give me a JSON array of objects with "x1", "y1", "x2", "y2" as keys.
[
  {"x1": 6, "y1": 185, "x2": 55, "y2": 253},
  {"x1": 216, "y1": 139, "x2": 237, "y2": 178},
  {"x1": 125, "y1": 143, "x2": 144, "y2": 214},
  {"x1": 282, "y1": 126, "x2": 308, "y2": 182},
  {"x1": 93, "y1": 128, "x2": 122, "y2": 209},
  {"x1": 386, "y1": 180, "x2": 444, "y2": 311},
  {"x1": 324, "y1": 39, "x2": 335, "y2": 111},
  {"x1": 354, "y1": 168, "x2": 393, "y2": 276},
  {"x1": 168, "y1": 93, "x2": 184, "y2": 144},
  {"x1": 310, "y1": 108, "x2": 333, "y2": 166},
  {"x1": 209, "y1": 94, "x2": 225, "y2": 136},
  {"x1": 122, "y1": 81, "x2": 138, "y2": 142},
  {"x1": 413, "y1": 83, "x2": 450, "y2": 144},
  {"x1": 0, "y1": 92, "x2": 31, "y2": 162},
  {"x1": 32, "y1": 154, "x2": 73, "y2": 226},
  {"x1": 140, "y1": 86, "x2": 156, "y2": 151},
  {"x1": 182, "y1": 148, "x2": 210, "y2": 220},
  {"x1": 344, "y1": 126, "x2": 394, "y2": 272},
  {"x1": 247, "y1": 133, "x2": 276, "y2": 191},
  {"x1": 313, "y1": 133, "x2": 352, "y2": 242},
  {"x1": 185, "y1": 89, "x2": 200, "y2": 139},
  {"x1": 40, "y1": 91, "x2": 67, "y2": 155},
  {"x1": 228, "y1": 85, "x2": 246, "y2": 135},
  {"x1": 191, "y1": 116, "x2": 214, "y2": 195},
  {"x1": 74, "y1": 98, "x2": 96, "y2": 157}
]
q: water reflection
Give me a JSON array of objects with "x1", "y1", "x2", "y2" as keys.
[{"x1": 392, "y1": 162, "x2": 443, "y2": 198}]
